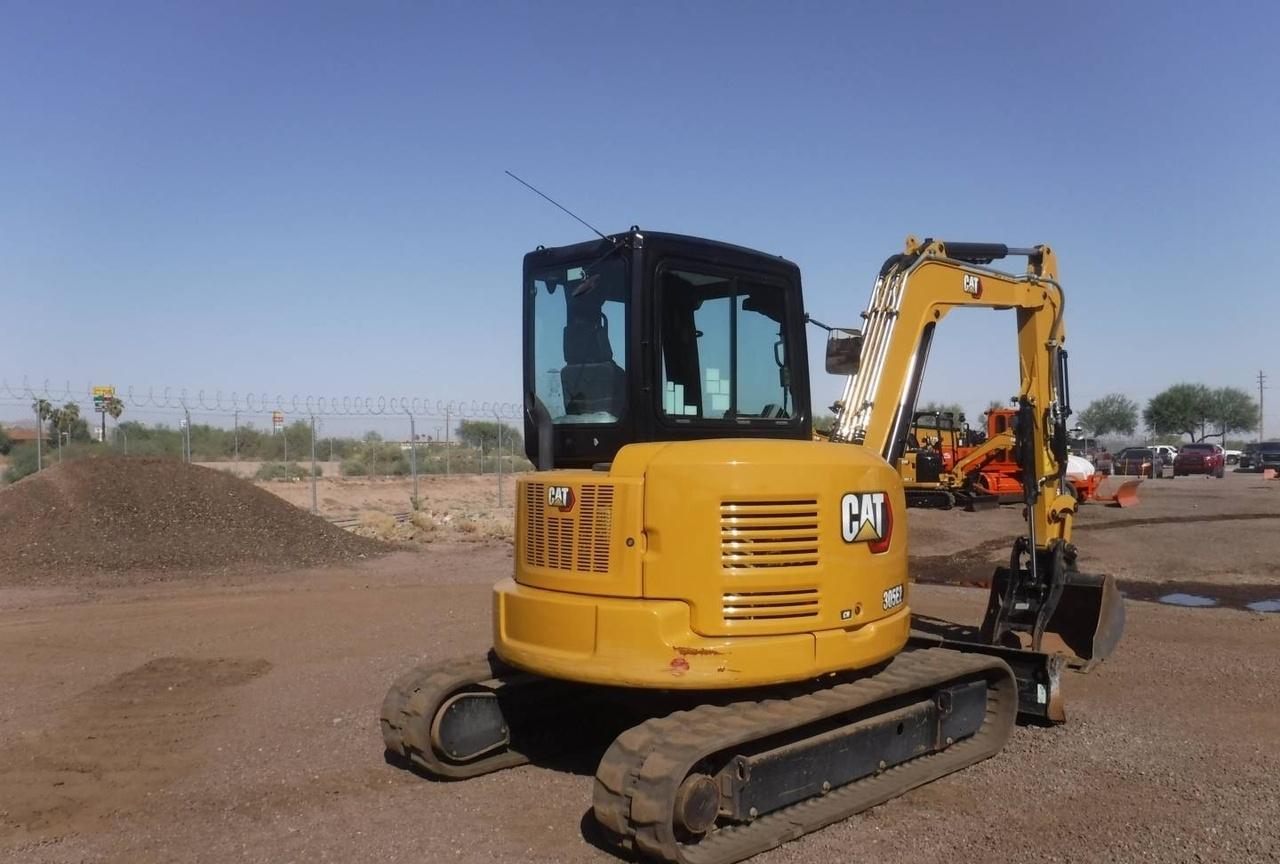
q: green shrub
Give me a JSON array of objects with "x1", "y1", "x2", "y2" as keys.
[
  {"x1": 2, "y1": 442, "x2": 104, "y2": 484},
  {"x1": 254, "y1": 461, "x2": 309, "y2": 481},
  {"x1": 2, "y1": 444, "x2": 39, "y2": 483}
]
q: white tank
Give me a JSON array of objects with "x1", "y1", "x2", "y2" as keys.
[{"x1": 1066, "y1": 454, "x2": 1095, "y2": 480}]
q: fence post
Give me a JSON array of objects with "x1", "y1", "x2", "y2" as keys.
[
  {"x1": 445, "y1": 406, "x2": 451, "y2": 476},
  {"x1": 34, "y1": 403, "x2": 42, "y2": 472},
  {"x1": 234, "y1": 410, "x2": 239, "y2": 465},
  {"x1": 495, "y1": 410, "x2": 503, "y2": 507},
  {"x1": 407, "y1": 410, "x2": 419, "y2": 507},
  {"x1": 309, "y1": 414, "x2": 318, "y2": 515}
]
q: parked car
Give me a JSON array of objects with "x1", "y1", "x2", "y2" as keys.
[
  {"x1": 1223, "y1": 448, "x2": 1242, "y2": 465},
  {"x1": 1114, "y1": 447, "x2": 1163, "y2": 478},
  {"x1": 1153, "y1": 444, "x2": 1179, "y2": 466},
  {"x1": 1240, "y1": 443, "x2": 1258, "y2": 470},
  {"x1": 1258, "y1": 441, "x2": 1280, "y2": 473},
  {"x1": 1173, "y1": 442, "x2": 1225, "y2": 478}
]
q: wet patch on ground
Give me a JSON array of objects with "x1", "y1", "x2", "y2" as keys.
[{"x1": 912, "y1": 553, "x2": 1280, "y2": 614}]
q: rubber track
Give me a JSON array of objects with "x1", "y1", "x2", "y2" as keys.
[
  {"x1": 592, "y1": 647, "x2": 1017, "y2": 864},
  {"x1": 380, "y1": 654, "x2": 531, "y2": 779}
]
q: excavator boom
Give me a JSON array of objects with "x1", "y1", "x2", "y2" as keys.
[{"x1": 827, "y1": 236, "x2": 1124, "y2": 668}]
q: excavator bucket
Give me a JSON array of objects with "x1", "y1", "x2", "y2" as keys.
[
  {"x1": 1094, "y1": 477, "x2": 1141, "y2": 508},
  {"x1": 1038, "y1": 571, "x2": 1126, "y2": 671}
]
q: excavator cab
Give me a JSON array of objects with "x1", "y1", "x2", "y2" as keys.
[{"x1": 522, "y1": 230, "x2": 813, "y2": 469}]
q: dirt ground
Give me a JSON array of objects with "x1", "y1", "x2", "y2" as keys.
[
  {"x1": 1, "y1": 470, "x2": 1277, "y2": 863},
  {"x1": 263, "y1": 470, "x2": 514, "y2": 515}
]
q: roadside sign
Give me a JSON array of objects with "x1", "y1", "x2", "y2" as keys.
[
  {"x1": 92, "y1": 385, "x2": 115, "y2": 412},
  {"x1": 272, "y1": 411, "x2": 284, "y2": 433}
]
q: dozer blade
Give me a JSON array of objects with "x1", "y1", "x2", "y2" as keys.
[
  {"x1": 1040, "y1": 570, "x2": 1126, "y2": 671},
  {"x1": 1094, "y1": 477, "x2": 1141, "y2": 508}
]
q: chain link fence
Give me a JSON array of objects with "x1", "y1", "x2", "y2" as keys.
[{"x1": 1, "y1": 377, "x2": 530, "y2": 514}]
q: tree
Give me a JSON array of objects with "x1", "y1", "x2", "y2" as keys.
[
  {"x1": 31, "y1": 398, "x2": 52, "y2": 470},
  {"x1": 1078, "y1": 393, "x2": 1139, "y2": 437},
  {"x1": 47, "y1": 402, "x2": 87, "y2": 461},
  {"x1": 100, "y1": 396, "x2": 125, "y2": 443},
  {"x1": 986, "y1": 399, "x2": 1007, "y2": 414},
  {"x1": 1143, "y1": 383, "x2": 1258, "y2": 442},
  {"x1": 1208, "y1": 386, "x2": 1259, "y2": 439},
  {"x1": 456, "y1": 419, "x2": 523, "y2": 449},
  {"x1": 0, "y1": 424, "x2": 10, "y2": 456}
]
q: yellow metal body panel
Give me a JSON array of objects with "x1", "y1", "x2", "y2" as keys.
[
  {"x1": 493, "y1": 438, "x2": 911, "y2": 689},
  {"x1": 493, "y1": 579, "x2": 910, "y2": 688}
]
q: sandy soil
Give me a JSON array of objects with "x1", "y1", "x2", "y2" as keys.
[
  {"x1": 264, "y1": 471, "x2": 513, "y2": 517},
  {"x1": 1, "y1": 472, "x2": 1278, "y2": 863}
]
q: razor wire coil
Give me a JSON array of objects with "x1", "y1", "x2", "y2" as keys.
[{"x1": 3, "y1": 377, "x2": 522, "y2": 420}]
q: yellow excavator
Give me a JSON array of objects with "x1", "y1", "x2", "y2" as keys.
[{"x1": 382, "y1": 231, "x2": 1125, "y2": 864}]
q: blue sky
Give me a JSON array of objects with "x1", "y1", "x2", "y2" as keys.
[{"x1": 2, "y1": 2, "x2": 1276, "y2": 435}]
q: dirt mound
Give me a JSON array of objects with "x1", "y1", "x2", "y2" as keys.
[{"x1": 0, "y1": 457, "x2": 385, "y2": 583}]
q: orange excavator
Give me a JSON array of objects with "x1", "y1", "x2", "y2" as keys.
[{"x1": 908, "y1": 408, "x2": 1141, "y2": 508}]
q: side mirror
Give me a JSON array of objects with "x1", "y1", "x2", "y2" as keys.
[{"x1": 825, "y1": 329, "x2": 863, "y2": 375}]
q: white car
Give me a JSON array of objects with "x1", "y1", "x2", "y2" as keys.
[
  {"x1": 1152, "y1": 445, "x2": 1178, "y2": 468},
  {"x1": 1223, "y1": 448, "x2": 1242, "y2": 465}
]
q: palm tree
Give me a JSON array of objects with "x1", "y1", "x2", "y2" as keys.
[
  {"x1": 32, "y1": 398, "x2": 52, "y2": 471},
  {"x1": 103, "y1": 396, "x2": 124, "y2": 446},
  {"x1": 48, "y1": 407, "x2": 65, "y2": 461},
  {"x1": 52, "y1": 402, "x2": 80, "y2": 462}
]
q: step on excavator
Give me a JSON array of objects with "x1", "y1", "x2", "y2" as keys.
[{"x1": 381, "y1": 232, "x2": 1125, "y2": 864}]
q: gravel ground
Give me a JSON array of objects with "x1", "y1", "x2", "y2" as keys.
[{"x1": 1, "y1": 472, "x2": 1277, "y2": 863}]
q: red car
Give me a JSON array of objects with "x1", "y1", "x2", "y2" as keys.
[{"x1": 1173, "y1": 442, "x2": 1225, "y2": 478}]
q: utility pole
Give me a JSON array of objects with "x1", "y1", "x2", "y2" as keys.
[{"x1": 1259, "y1": 370, "x2": 1268, "y2": 442}]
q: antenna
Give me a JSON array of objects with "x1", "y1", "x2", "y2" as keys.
[{"x1": 505, "y1": 170, "x2": 608, "y2": 241}]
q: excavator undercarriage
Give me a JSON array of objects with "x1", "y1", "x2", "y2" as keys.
[{"x1": 383, "y1": 649, "x2": 1016, "y2": 864}]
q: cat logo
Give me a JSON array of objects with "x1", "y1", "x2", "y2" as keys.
[
  {"x1": 546, "y1": 485, "x2": 575, "y2": 511},
  {"x1": 962, "y1": 273, "x2": 983, "y2": 298},
  {"x1": 840, "y1": 491, "x2": 892, "y2": 554}
]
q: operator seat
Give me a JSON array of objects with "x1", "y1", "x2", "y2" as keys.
[{"x1": 561, "y1": 315, "x2": 626, "y2": 418}]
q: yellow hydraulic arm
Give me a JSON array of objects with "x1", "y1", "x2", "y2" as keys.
[{"x1": 826, "y1": 237, "x2": 1122, "y2": 666}]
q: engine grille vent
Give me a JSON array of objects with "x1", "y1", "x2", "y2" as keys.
[
  {"x1": 720, "y1": 499, "x2": 820, "y2": 571},
  {"x1": 575, "y1": 484, "x2": 614, "y2": 573},
  {"x1": 523, "y1": 482, "x2": 613, "y2": 573},
  {"x1": 722, "y1": 588, "x2": 821, "y2": 622}
]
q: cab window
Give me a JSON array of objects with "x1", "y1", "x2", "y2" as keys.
[{"x1": 658, "y1": 267, "x2": 793, "y2": 422}]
